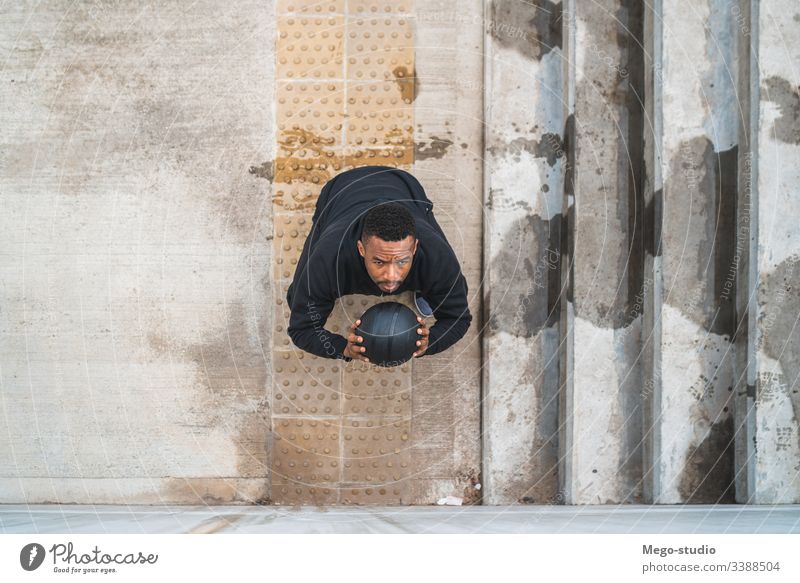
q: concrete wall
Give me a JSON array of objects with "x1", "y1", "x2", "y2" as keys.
[
  {"x1": 641, "y1": 0, "x2": 799, "y2": 504},
  {"x1": 1, "y1": 0, "x2": 797, "y2": 505},
  {"x1": 1, "y1": 1, "x2": 275, "y2": 503},
  {"x1": 268, "y1": 0, "x2": 483, "y2": 506}
]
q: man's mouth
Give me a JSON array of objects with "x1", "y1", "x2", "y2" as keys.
[{"x1": 380, "y1": 283, "x2": 399, "y2": 292}]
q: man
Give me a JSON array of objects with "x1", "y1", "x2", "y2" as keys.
[{"x1": 286, "y1": 165, "x2": 472, "y2": 363}]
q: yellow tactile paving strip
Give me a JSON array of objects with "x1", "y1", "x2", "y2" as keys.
[{"x1": 272, "y1": 0, "x2": 416, "y2": 505}]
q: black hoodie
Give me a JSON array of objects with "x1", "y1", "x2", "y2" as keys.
[{"x1": 285, "y1": 165, "x2": 472, "y2": 361}]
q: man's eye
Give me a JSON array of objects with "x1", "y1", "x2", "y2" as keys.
[{"x1": 375, "y1": 261, "x2": 383, "y2": 265}]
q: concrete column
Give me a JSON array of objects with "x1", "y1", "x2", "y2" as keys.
[
  {"x1": 642, "y1": 0, "x2": 740, "y2": 504},
  {"x1": 558, "y1": 0, "x2": 645, "y2": 504},
  {"x1": 482, "y1": 0, "x2": 565, "y2": 504},
  {"x1": 735, "y1": 0, "x2": 800, "y2": 503},
  {"x1": 409, "y1": 0, "x2": 484, "y2": 504}
]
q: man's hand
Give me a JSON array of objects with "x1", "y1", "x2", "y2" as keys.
[
  {"x1": 344, "y1": 318, "x2": 370, "y2": 363},
  {"x1": 412, "y1": 315, "x2": 430, "y2": 357}
]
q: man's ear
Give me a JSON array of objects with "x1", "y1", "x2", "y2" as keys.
[
  {"x1": 357, "y1": 239, "x2": 365, "y2": 258},
  {"x1": 413, "y1": 238, "x2": 419, "y2": 254}
]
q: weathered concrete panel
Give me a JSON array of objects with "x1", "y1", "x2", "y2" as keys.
[
  {"x1": 642, "y1": 0, "x2": 739, "y2": 504},
  {"x1": 409, "y1": 0, "x2": 483, "y2": 504},
  {"x1": 748, "y1": 0, "x2": 800, "y2": 503},
  {"x1": 483, "y1": 0, "x2": 564, "y2": 505},
  {"x1": 0, "y1": 1, "x2": 275, "y2": 503},
  {"x1": 558, "y1": 0, "x2": 645, "y2": 504},
  {"x1": 271, "y1": 1, "x2": 417, "y2": 505},
  {"x1": 271, "y1": 0, "x2": 482, "y2": 506}
]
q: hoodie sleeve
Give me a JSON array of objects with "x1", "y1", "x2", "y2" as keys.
[
  {"x1": 420, "y1": 249, "x2": 472, "y2": 357},
  {"x1": 285, "y1": 245, "x2": 353, "y2": 362}
]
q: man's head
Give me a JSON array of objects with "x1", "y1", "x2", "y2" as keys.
[{"x1": 357, "y1": 202, "x2": 419, "y2": 293}]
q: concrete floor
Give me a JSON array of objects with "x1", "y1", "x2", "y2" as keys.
[{"x1": 1, "y1": 505, "x2": 799, "y2": 534}]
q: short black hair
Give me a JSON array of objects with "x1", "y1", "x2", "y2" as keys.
[{"x1": 361, "y1": 202, "x2": 417, "y2": 243}]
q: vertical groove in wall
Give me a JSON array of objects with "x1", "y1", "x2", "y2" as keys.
[
  {"x1": 558, "y1": 0, "x2": 577, "y2": 504},
  {"x1": 624, "y1": 0, "x2": 647, "y2": 502},
  {"x1": 734, "y1": 0, "x2": 759, "y2": 504},
  {"x1": 642, "y1": 0, "x2": 664, "y2": 503}
]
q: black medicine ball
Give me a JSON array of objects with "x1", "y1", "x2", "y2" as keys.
[{"x1": 355, "y1": 301, "x2": 419, "y2": 367}]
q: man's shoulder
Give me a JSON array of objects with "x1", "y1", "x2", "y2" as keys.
[
  {"x1": 323, "y1": 166, "x2": 421, "y2": 200},
  {"x1": 304, "y1": 222, "x2": 360, "y2": 276},
  {"x1": 416, "y1": 218, "x2": 453, "y2": 251}
]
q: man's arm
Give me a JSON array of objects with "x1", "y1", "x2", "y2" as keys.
[
  {"x1": 286, "y1": 253, "x2": 353, "y2": 362},
  {"x1": 420, "y1": 258, "x2": 472, "y2": 357}
]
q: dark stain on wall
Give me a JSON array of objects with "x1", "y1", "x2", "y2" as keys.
[
  {"x1": 665, "y1": 138, "x2": 705, "y2": 325},
  {"x1": 562, "y1": 114, "x2": 575, "y2": 307},
  {"x1": 762, "y1": 76, "x2": 800, "y2": 144},
  {"x1": 678, "y1": 415, "x2": 736, "y2": 503},
  {"x1": 547, "y1": 210, "x2": 563, "y2": 327},
  {"x1": 488, "y1": 133, "x2": 565, "y2": 166},
  {"x1": 249, "y1": 161, "x2": 274, "y2": 181},
  {"x1": 710, "y1": 145, "x2": 738, "y2": 338},
  {"x1": 623, "y1": 0, "x2": 646, "y2": 325},
  {"x1": 490, "y1": 0, "x2": 562, "y2": 61},
  {"x1": 414, "y1": 136, "x2": 453, "y2": 160},
  {"x1": 758, "y1": 256, "x2": 800, "y2": 428},
  {"x1": 162, "y1": 477, "x2": 268, "y2": 505},
  {"x1": 644, "y1": 188, "x2": 663, "y2": 258},
  {"x1": 392, "y1": 65, "x2": 418, "y2": 103},
  {"x1": 213, "y1": 168, "x2": 272, "y2": 244},
  {"x1": 148, "y1": 300, "x2": 271, "y2": 492},
  {"x1": 487, "y1": 213, "x2": 560, "y2": 338},
  {"x1": 665, "y1": 138, "x2": 737, "y2": 335}
]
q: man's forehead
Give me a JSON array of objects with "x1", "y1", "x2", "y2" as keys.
[{"x1": 363, "y1": 235, "x2": 417, "y2": 256}]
